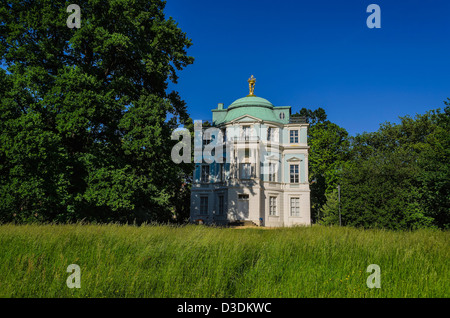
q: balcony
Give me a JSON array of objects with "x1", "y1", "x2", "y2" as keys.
[
  {"x1": 230, "y1": 135, "x2": 260, "y2": 142},
  {"x1": 289, "y1": 116, "x2": 307, "y2": 124}
]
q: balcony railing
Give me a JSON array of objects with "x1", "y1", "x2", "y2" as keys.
[
  {"x1": 230, "y1": 136, "x2": 260, "y2": 142},
  {"x1": 289, "y1": 116, "x2": 307, "y2": 124}
]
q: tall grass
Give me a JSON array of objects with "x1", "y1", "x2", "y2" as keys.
[{"x1": 0, "y1": 223, "x2": 448, "y2": 297}]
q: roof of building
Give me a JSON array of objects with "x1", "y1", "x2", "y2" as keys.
[
  {"x1": 228, "y1": 96, "x2": 273, "y2": 109},
  {"x1": 211, "y1": 76, "x2": 297, "y2": 126},
  {"x1": 212, "y1": 95, "x2": 291, "y2": 125}
]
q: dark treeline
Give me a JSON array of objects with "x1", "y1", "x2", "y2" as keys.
[
  {"x1": 293, "y1": 101, "x2": 450, "y2": 230},
  {"x1": 0, "y1": 0, "x2": 194, "y2": 224}
]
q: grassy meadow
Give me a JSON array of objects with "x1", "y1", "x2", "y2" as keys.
[{"x1": 0, "y1": 223, "x2": 448, "y2": 298}]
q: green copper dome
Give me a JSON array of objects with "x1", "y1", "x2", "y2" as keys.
[
  {"x1": 211, "y1": 77, "x2": 291, "y2": 125},
  {"x1": 212, "y1": 94, "x2": 290, "y2": 125},
  {"x1": 228, "y1": 96, "x2": 273, "y2": 109}
]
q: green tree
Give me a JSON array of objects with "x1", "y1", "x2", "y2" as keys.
[
  {"x1": 0, "y1": 0, "x2": 194, "y2": 223},
  {"x1": 292, "y1": 108, "x2": 350, "y2": 222},
  {"x1": 416, "y1": 101, "x2": 450, "y2": 228},
  {"x1": 319, "y1": 189, "x2": 340, "y2": 226},
  {"x1": 340, "y1": 147, "x2": 434, "y2": 229},
  {"x1": 340, "y1": 102, "x2": 449, "y2": 229}
]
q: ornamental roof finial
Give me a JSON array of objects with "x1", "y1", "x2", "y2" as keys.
[{"x1": 247, "y1": 75, "x2": 256, "y2": 96}]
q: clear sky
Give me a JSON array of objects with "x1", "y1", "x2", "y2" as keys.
[{"x1": 164, "y1": 0, "x2": 450, "y2": 136}]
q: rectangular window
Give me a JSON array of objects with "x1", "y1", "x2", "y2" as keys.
[
  {"x1": 290, "y1": 130, "x2": 299, "y2": 143},
  {"x1": 245, "y1": 148, "x2": 250, "y2": 158},
  {"x1": 218, "y1": 195, "x2": 224, "y2": 215},
  {"x1": 267, "y1": 127, "x2": 272, "y2": 141},
  {"x1": 240, "y1": 163, "x2": 253, "y2": 179},
  {"x1": 290, "y1": 164, "x2": 299, "y2": 183},
  {"x1": 269, "y1": 162, "x2": 276, "y2": 182},
  {"x1": 242, "y1": 126, "x2": 250, "y2": 140},
  {"x1": 200, "y1": 196, "x2": 208, "y2": 215},
  {"x1": 201, "y1": 165, "x2": 210, "y2": 183},
  {"x1": 269, "y1": 196, "x2": 277, "y2": 216},
  {"x1": 203, "y1": 131, "x2": 211, "y2": 147},
  {"x1": 238, "y1": 194, "x2": 249, "y2": 200},
  {"x1": 290, "y1": 197, "x2": 300, "y2": 217},
  {"x1": 219, "y1": 163, "x2": 224, "y2": 182}
]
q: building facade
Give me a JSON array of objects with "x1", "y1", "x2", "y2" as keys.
[{"x1": 190, "y1": 77, "x2": 311, "y2": 227}]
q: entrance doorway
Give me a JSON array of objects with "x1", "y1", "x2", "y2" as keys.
[{"x1": 237, "y1": 194, "x2": 249, "y2": 219}]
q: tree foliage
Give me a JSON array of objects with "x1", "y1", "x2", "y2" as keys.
[
  {"x1": 339, "y1": 101, "x2": 449, "y2": 229},
  {"x1": 0, "y1": 0, "x2": 194, "y2": 223},
  {"x1": 295, "y1": 102, "x2": 449, "y2": 230},
  {"x1": 292, "y1": 107, "x2": 350, "y2": 222}
]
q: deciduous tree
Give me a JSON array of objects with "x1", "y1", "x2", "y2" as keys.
[{"x1": 0, "y1": 0, "x2": 194, "y2": 223}]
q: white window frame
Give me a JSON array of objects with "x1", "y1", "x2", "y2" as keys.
[
  {"x1": 200, "y1": 196, "x2": 209, "y2": 215},
  {"x1": 269, "y1": 162, "x2": 277, "y2": 182},
  {"x1": 240, "y1": 163, "x2": 253, "y2": 179},
  {"x1": 201, "y1": 165, "x2": 210, "y2": 183},
  {"x1": 290, "y1": 164, "x2": 299, "y2": 183},
  {"x1": 290, "y1": 197, "x2": 300, "y2": 217},
  {"x1": 269, "y1": 196, "x2": 277, "y2": 216},
  {"x1": 242, "y1": 125, "x2": 251, "y2": 141},
  {"x1": 290, "y1": 130, "x2": 299, "y2": 143},
  {"x1": 267, "y1": 127, "x2": 278, "y2": 142}
]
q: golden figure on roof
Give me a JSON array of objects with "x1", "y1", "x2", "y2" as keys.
[{"x1": 247, "y1": 75, "x2": 256, "y2": 96}]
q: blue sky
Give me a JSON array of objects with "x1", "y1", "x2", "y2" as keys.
[{"x1": 164, "y1": 0, "x2": 450, "y2": 136}]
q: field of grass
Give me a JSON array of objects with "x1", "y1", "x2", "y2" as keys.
[{"x1": 0, "y1": 223, "x2": 448, "y2": 298}]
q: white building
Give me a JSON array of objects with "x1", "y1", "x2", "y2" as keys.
[{"x1": 190, "y1": 77, "x2": 310, "y2": 227}]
